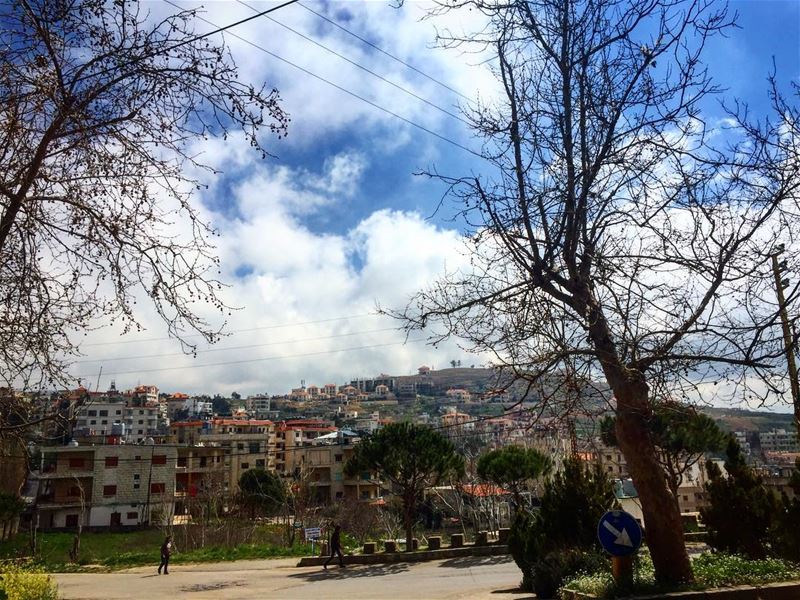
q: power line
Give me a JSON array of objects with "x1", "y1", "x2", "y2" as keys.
[
  {"x1": 80, "y1": 314, "x2": 379, "y2": 347},
  {"x1": 234, "y1": 0, "x2": 470, "y2": 125},
  {"x1": 75, "y1": 327, "x2": 399, "y2": 364},
  {"x1": 297, "y1": 1, "x2": 471, "y2": 102},
  {"x1": 161, "y1": 0, "x2": 483, "y2": 159},
  {"x1": 75, "y1": 339, "x2": 428, "y2": 378}
]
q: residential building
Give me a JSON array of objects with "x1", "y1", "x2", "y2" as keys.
[
  {"x1": 36, "y1": 444, "x2": 177, "y2": 530},
  {"x1": 760, "y1": 429, "x2": 800, "y2": 453}
]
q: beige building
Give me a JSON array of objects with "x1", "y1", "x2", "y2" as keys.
[{"x1": 37, "y1": 444, "x2": 177, "y2": 530}]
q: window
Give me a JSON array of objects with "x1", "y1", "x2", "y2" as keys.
[
  {"x1": 150, "y1": 483, "x2": 165, "y2": 494},
  {"x1": 87, "y1": 410, "x2": 97, "y2": 416},
  {"x1": 255, "y1": 459, "x2": 265, "y2": 468},
  {"x1": 241, "y1": 462, "x2": 250, "y2": 470},
  {"x1": 68, "y1": 457, "x2": 85, "y2": 469},
  {"x1": 138, "y1": 420, "x2": 144, "y2": 425},
  {"x1": 65, "y1": 514, "x2": 79, "y2": 527},
  {"x1": 177, "y1": 457, "x2": 187, "y2": 467},
  {"x1": 99, "y1": 410, "x2": 108, "y2": 417},
  {"x1": 126, "y1": 512, "x2": 138, "y2": 520},
  {"x1": 133, "y1": 483, "x2": 140, "y2": 490},
  {"x1": 237, "y1": 443, "x2": 244, "y2": 451},
  {"x1": 116, "y1": 410, "x2": 122, "y2": 415},
  {"x1": 133, "y1": 473, "x2": 140, "y2": 480},
  {"x1": 199, "y1": 457, "x2": 207, "y2": 467},
  {"x1": 90, "y1": 420, "x2": 96, "y2": 425},
  {"x1": 249, "y1": 443, "x2": 260, "y2": 454},
  {"x1": 103, "y1": 485, "x2": 117, "y2": 496},
  {"x1": 607, "y1": 466, "x2": 613, "y2": 472},
  {"x1": 335, "y1": 454, "x2": 343, "y2": 463},
  {"x1": 605, "y1": 454, "x2": 612, "y2": 460},
  {"x1": 105, "y1": 456, "x2": 118, "y2": 468},
  {"x1": 151, "y1": 455, "x2": 167, "y2": 465},
  {"x1": 335, "y1": 491, "x2": 344, "y2": 499},
  {"x1": 134, "y1": 455, "x2": 141, "y2": 461}
]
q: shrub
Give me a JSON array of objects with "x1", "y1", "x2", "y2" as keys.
[
  {"x1": 772, "y1": 459, "x2": 800, "y2": 562},
  {"x1": 0, "y1": 564, "x2": 59, "y2": 600},
  {"x1": 701, "y1": 438, "x2": 778, "y2": 559},
  {"x1": 509, "y1": 457, "x2": 614, "y2": 594}
]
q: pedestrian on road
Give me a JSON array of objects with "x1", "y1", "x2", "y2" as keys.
[
  {"x1": 323, "y1": 524, "x2": 345, "y2": 570},
  {"x1": 158, "y1": 535, "x2": 172, "y2": 575}
]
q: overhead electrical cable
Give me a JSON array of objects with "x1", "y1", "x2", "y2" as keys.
[
  {"x1": 75, "y1": 327, "x2": 401, "y2": 364},
  {"x1": 234, "y1": 0, "x2": 470, "y2": 125},
  {"x1": 75, "y1": 339, "x2": 427, "y2": 378},
  {"x1": 161, "y1": 0, "x2": 483, "y2": 159},
  {"x1": 80, "y1": 313, "x2": 379, "y2": 347},
  {"x1": 296, "y1": 1, "x2": 471, "y2": 102}
]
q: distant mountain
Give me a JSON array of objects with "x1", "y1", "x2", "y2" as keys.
[{"x1": 700, "y1": 406, "x2": 795, "y2": 433}]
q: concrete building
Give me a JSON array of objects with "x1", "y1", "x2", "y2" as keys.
[
  {"x1": 293, "y1": 431, "x2": 383, "y2": 504},
  {"x1": 36, "y1": 444, "x2": 177, "y2": 530},
  {"x1": 760, "y1": 429, "x2": 800, "y2": 453}
]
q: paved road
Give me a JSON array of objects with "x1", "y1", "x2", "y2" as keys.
[{"x1": 53, "y1": 555, "x2": 530, "y2": 600}]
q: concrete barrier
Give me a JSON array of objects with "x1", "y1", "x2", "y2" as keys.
[
  {"x1": 428, "y1": 536, "x2": 441, "y2": 550},
  {"x1": 296, "y1": 542, "x2": 509, "y2": 567},
  {"x1": 498, "y1": 528, "x2": 510, "y2": 544},
  {"x1": 450, "y1": 533, "x2": 464, "y2": 548}
]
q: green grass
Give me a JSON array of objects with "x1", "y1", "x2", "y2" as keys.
[
  {"x1": 562, "y1": 552, "x2": 800, "y2": 598},
  {"x1": 0, "y1": 526, "x2": 321, "y2": 572}
]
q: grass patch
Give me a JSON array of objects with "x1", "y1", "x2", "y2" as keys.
[
  {"x1": 0, "y1": 526, "x2": 324, "y2": 572},
  {"x1": 562, "y1": 552, "x2": 800, "y2": 598}
]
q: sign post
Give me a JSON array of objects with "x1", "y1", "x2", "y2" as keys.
[
  {"x1": 597, "y1": 510, "x2": 643, "y2": 592},
  {"x1": 304, "y1": 527, "x2": 322, "y2": 556}
]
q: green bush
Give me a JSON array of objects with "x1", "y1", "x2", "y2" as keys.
[
  {"x1": 701, "y1": 439, "x2": 778, "y2": 559},
  {"x1": 508, "y1": 457, "x2": 614, "y2": 594},
  {"x1": 0, "y1": 564, "x2": 59, "y2": 600},
  {"x1": 772, "y1": 459, "x2": 800, "y2": 562}
]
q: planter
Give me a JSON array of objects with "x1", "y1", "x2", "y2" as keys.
[
  {"x1": 363, "y1": 542, "x2": 376, "y2": 554},
  {"x1": 384, "y1": 540, "x2": 397, "y2": 553},
  {"x1": 450, "y1": 533, "x2": 464, "y2": 548},
  {"x1": 428, "y1": 536, "x2": 442, "y2": 550}
]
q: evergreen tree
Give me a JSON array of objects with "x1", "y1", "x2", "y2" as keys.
[
  {"x1": 345, "y1": 423, "x2": 464, "y2": 550},
  {"x1": 701, "y1": 439, "x2": 778, "y2": 559}
]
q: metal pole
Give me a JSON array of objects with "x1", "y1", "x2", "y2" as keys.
[{"x1": 771, "y1": 253, "x2": 800, "y2": 433}]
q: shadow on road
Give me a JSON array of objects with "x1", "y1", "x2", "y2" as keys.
[
  {"x1": 288, "y1": 563, "x2": 411, "y2": 582},
  {"x1": 490, "y1": 587, "x2": 535, "y2": 599},
  {"x1": 437, "y1": 555, "x2": 514, "y2": 569}
]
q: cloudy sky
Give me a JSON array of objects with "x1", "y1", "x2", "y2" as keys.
[{"x1": 72, "y1": 0, "x2": 800, "y2": 397}]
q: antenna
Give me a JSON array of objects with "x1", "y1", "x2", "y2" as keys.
[{"x1": 95, "y1": 366, "x2": 103, "y2": 392}]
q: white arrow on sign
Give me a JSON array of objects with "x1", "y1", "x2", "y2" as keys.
[{"x1": 603, "y1": 520, "x2": 633, "y2": 547}]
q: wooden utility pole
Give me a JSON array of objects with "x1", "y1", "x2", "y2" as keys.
[{"x1": 771, "y1": 252, "x2": 800, "y2": 433}]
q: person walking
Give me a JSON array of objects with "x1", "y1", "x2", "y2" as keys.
[
  {"x1": 323, "y1": 524, "x2": 345, "y2": 570},
  {"x1": 158, "y1": 535, "x2": 173, "y2": 575}
]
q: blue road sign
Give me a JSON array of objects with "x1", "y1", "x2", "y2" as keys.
[{"x1": 597, "y1": 510, "x2": 642, "y2": 557}]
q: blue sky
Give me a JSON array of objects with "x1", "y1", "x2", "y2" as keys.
[{"x1": 77, "y1": 0, "x2": 800, "y2": 398}]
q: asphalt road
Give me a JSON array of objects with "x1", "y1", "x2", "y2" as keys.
[{"x1": 53, "y1": 555, "x2": 531, "y2": 600}]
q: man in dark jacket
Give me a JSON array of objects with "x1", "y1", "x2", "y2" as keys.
[
  {"x1": 158, "y1": 535, "x2": 172, "y2": 575},
  {"x1": 323, "y1": 525, "x2": 345, "y2": 569}
]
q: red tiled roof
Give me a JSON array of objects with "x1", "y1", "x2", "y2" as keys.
[{"x1": 461, "y1": 483, "x2": 509, "y2": 498}]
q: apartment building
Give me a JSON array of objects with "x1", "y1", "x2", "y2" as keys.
[
  {"x1": 292, "y1": 431, "x2": 383, "y2": 504},
  {"x1": 36, "y1": 444, "x2": 177, "y2": 530},
  {"x1": 760, "y1": 429, "x2": 800, "y2": 453}
]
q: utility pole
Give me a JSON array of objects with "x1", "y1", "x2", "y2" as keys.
[{"x1": 771, "y1": 250, "x2": 800, "y2": 433}]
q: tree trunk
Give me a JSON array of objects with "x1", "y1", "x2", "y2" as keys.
[
  {"x1": 403, "y1": 490, "x2": 415, "y2": 552},
  {"x1": 585, "y1": 297, "x2": 693, "y2": 584},
  {"x1": 613, "y1": 377, "x2": 693, "y2": 584}
]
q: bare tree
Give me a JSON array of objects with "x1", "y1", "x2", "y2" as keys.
[
  {"x1": 0, "y1": 0, "x2": 288, "y2": 396},
  {"x1": 399, "y1": 0, "x2": 800, "y2": 584}
]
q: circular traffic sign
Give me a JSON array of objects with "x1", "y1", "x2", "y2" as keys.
[{"x1": 597, "y1": 510, "x2": 642, "y2": 557}]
